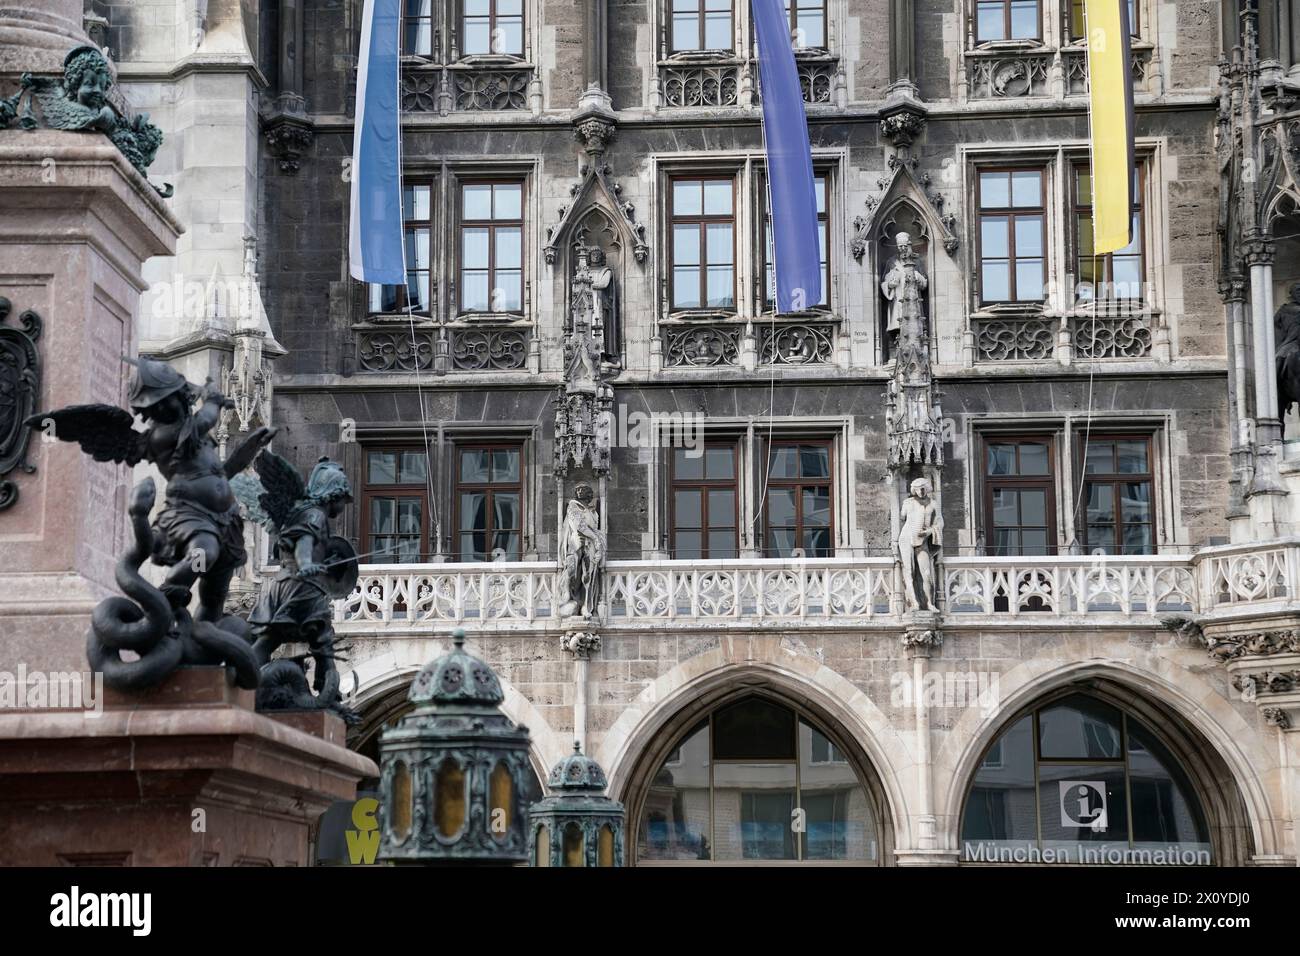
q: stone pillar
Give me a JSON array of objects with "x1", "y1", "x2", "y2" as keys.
[
  {"x1": 0, "y1": 131, "x2": 181, "y2": 673},
  {"x1": 0, "y1": 0, "x2": 88, "y2": 77},
  {"x1": 887, "y1": 0, "x2": 917, "y2": 97}
]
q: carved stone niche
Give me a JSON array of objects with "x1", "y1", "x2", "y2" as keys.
[
  {"x1": 567, "y1": 208, "x2": 625, "y2": 363},
  {"x1": 876, "y1": 201, "x2": 931, "y2": 364}
]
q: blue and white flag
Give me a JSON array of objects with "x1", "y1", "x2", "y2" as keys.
[
  {"x1": 349, "y1": 0, "x2": 405, "y2": 284},
  {"x1": 752, "y1": 0, "x2": 821, "y2": 313}
]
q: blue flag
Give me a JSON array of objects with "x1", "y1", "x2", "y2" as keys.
[
  {"x1": 349, "y1": 0, "x2": 405, "y2": 284},
  {"x1": 752, "y1": 0, "x2": 821, "y2": 313}
]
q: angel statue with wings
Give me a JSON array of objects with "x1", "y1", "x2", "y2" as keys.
[
  {"x1": 26, "y1": 356, "x2": 272, "y2": 690},
  {"x1": 246, "y1": 451, "x2": 359, "y2": 716},
  {"x1": 29, "y1": 356, "x2": 274, "y2": 623}
]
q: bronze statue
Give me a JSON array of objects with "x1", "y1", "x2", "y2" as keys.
[
  {"x1": 27, "y1": 357, "x2": 272, "y2": 690},
  {"x1": 1, "y1": 46, "x2": 168, "y2": 191},
  {"x1": 1276, "y1": 282, "x2": 1300, "y2": 433},
  {"x1": 247, "y1": 451, "x2": 359, "y2": 718}
]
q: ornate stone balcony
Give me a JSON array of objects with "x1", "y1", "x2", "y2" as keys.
[
  {"x1": 400, "y1": 61, "x2": 536, "y2": 115},
  {"x1": 320, "y1": 549, "x2": 1300, "y2": 635}
]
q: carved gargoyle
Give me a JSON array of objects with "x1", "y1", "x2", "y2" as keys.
[{"x1": 26, "y1": 356, "x2": 274, "y2": 691}]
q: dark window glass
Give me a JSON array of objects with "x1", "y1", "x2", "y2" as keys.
[
  {"x1": 975, "y1": 0, "x2": 1041, "y2": 41},
  {"x1": 671, "y1": 0, "x2": 734, "y2": 52},
  {"x1": 670, "y1": 443, "x2": 738, "y2": 559},
  {"x1": 637, "y1": 700, "x2": 878, "y2": 863},
  {"x1": 403, "y1": 0, "x2": 435, "y2": 55},
  {"x1": 983, "y1": 437, "x2": 1055, "y2": 556},
  {"x1": 363, "y1": 446, "x2": 431, "y2": 561},
  {"x1": 455, "y1": 443, "x2": 523, "y2": 561},
  {"x1": 961, "y1": 694, "x2": 1213, "y2": 863},
  {"x1": 765, "y1": 440, "x2": 833, "y2": 557},
  {"x1": 1082, "y1": 435, "x2": 1155, "y2": 555}
]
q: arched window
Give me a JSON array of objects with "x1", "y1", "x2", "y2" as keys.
[
  {"x1": 961, "y1": 692, "x2": 1213, "y2": 865},
  {"x1": 636, "y1": 695, "x2": 879, "y2": 863}
]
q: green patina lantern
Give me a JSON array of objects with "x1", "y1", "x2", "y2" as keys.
[
  {"x1": 528, "y1": 742, "x2": 625, "y2": 867},
  {"x1": 377, "y1": 628, "x2": 533, "y2": 865}
]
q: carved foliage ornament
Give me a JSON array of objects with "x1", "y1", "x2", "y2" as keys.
[
  {"x1": 0, "y1": 298, "x2": 42, "y2": 511},
  {"x1": 1202, "y1": 628, "x2": 1300, "y2": 662}
]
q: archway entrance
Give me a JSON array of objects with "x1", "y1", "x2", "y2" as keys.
[
  {"x1": 958, "y1": 684, "x2": 1254, "y2": 865},
  {"x1": 624, "y1": 688, "x2": 890, "y2": 865}
]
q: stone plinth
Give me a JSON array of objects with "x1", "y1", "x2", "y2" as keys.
[
  {"x1": 0, "y1": 130, "x2": 182, "y2": 674},
  {"x1": 0, "y1": 668, "x2": 376, "y2": 866}
]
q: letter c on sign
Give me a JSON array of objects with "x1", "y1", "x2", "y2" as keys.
[{"x1": 352, "y1": 797, "x2": 380, "y2": 831}]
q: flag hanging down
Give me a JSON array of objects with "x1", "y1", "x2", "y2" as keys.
[
  {"x1": 752, "y1": 0, "x2": 821, "y2": 313},
  {"x1": 349, "y1": 0, "x2": 406, "y2": 284},
  {"x1": 1084, "y1": 0, "x2": 1135, "y2": 255}
]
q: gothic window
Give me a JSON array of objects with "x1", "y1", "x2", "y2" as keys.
[
  {"x1": 670, "y1": 177, "x2": 736, "y2": 310},
  {"x1": 362, "y1": 446, "x2": 432, "y2": 562},
  {"x1": 403, "y1": 0, "x2": 436, "y2": 56},
  {"x1": 961, "y1": 693, "x2": 1212, "y2": 864},
  {"x1": 1072, "y1": 163, "x2": 1144, "y2": 303},
  {"x1": 670, "y1": 443, "x2": 739, "y2": 559},
  {"x1": 761, "y1": 173, "x2": 829, "y2": 312},
  {"x1": 1081, "y1": 434, "x2": 1155, "y2": 555},
  {"x1": 459, "y1": 181, "x2": 524, "y2": 314},
  {"x1": 763, "y1": 440, "x2": 833, "y2": 557},
  {"x1": 973, "y1": 0, "x2": 1041, "y2": 42},
  {"x1": 636, "y1": 696, "x2": 880, "y2": 863},
  {"x1": 976, "y1": 167, "x2": 1046, "y2": 305},
  {"x1": 983, "y1": 436, "x2": 1056, "y2": 556},
  {"x1": 368, "y1": 180, "x2": 435, "y2": 315},
  {"x1": 455, "y1": 443, "x2": 524, "y2": 561},
  {"x1": 461, "y1": 0, "x2": 524, "y2": 56},
  {"x1": 670, "y1": 0, "x2": 734, "y2": 52}
]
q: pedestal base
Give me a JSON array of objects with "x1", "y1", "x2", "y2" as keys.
[{"x1": 0, "y1": 667, "x2": 376, "y2": 866}]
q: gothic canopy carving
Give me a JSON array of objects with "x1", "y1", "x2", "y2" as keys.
[
  {"x1": 851, "y1": 163, "x2": 959, "y2": 262},
  {"x1": 544, "y1": 164, "x2": 648, "y2": 267}
]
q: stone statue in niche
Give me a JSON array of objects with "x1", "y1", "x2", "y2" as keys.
[
  {"x1": 1275, "y1": 282, "x2": 1300, "y2": 434},
  {"x1": 898, "y1": 476, "x2": 941, "y2": 612},
  {"x1": 558, "y1": 482, "x2": 606, "y2": 619},
  {"x1": 880, "y1": 230, "x2": 928, "y2": 345},
  {"x1": 588, "y1": 245, "x2": 618, "y2": 358}
]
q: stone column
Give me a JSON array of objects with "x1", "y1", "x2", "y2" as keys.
[
  {"x1": 887, "y1": 0, "x2": 917, "y2": 97},
  {"x1": 0, "y1": 0, "x2": 88, "y2": 77}
]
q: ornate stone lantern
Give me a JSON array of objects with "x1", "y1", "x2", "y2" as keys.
[
  {"x1": 528, "y1": 742, "x2": 625, "y2": 867},
  {"x1": 377, "y1": 629, "x2": 533, "y2": 865}
]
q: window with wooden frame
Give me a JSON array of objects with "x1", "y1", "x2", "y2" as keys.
[
  {"x1": 461, "y1": 0, "x2": 524, "y2": 56},
  {"x1": 368, "y1": 180, "x2": 435, "y2": 315},
  {"x1": 362, "y1": 446, "x2": 432, "y2": 562},
  {"x1": 1080, "y1": 434, "x2": 1155, "y2": 554},
  {"x1": 974, "y1": 0, "x2": 1041, "y2": 41},
  {"x1": 976, "y1": 167, "x2": 1047, "y2": 305},
  {"x1": 670, "y1": 443, "x2": 739, "y2": 559},
  {"x1": 1072, "y1": 162, "x2": 1144, "y2": 303},
  {"x1": 670, "y1": 0, "x2": 734, "y2": 52},
  {"x1": 763, "y1": 440, "x2": 833, "y2": 557},
  {"x1": 459, "y1": 180, "x2": 523, "y2": 315},
  {"x1": 786, "y1": 0, "x2": 827, "y2": 49},
  {"x1": 403, "y1": 0, "x2": 436, "y2": 56},
  {"x1": 761, "y1": 173, "x2": 830, "y2": 312},
  {"x1": 670, "y1": 176, "x2": 736, "y2": 311},
  {"x1": 983, "y1": 436, "x2": 1056, "y2": 556},
  {"x1": 1067, "y1": 0, "x2": 1137, "y2": 41},
  {"x1": 454, "y1": 443, "x2": 523, "y2": 561}
]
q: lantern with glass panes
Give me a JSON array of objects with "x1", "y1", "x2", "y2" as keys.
[
  {"x1": 377, "y1": 628, "x2": 533, "y2": 865},
  {"x1": 528, "y1": 742, "x2": 625, "y2": 867}
]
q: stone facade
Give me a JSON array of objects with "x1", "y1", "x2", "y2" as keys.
[{"x1": 64, "y1": 0, "x2": 1300, "y2": 864}]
